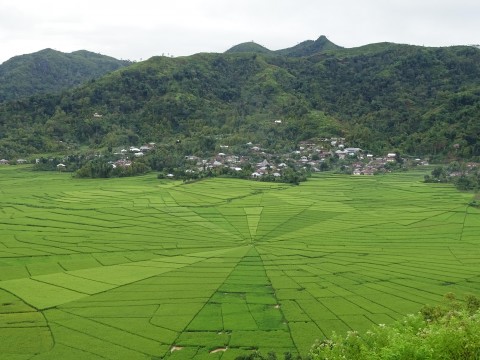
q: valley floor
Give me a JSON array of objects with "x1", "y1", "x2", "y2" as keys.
[{"x1": 0, "y1": 166, "x2": 479, "y2": 359}]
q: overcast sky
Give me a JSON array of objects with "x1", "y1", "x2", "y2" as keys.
[{"x1": 1, "y1": 0, "x2": 479, "y2": 64}]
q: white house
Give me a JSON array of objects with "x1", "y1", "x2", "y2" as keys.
[
  {"x1": 335, "y1": 150, "x2": 347, "y2": 159},
  {"x1": 345, "y1": 147, "x2": 361, "y2": 154}
]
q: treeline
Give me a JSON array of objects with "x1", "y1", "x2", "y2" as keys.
[
  {"x1": 159, "y1": 165, "x2": 307, "y2": 185},
  {"x1": 425, "y1": 161, "x2": 480, "y2": 191},
  {"x1": 32, "y1": 155, "x2": 150, "y2": 178},
  {"x1": 75, "y1": 159, "x2": 150, "y2": 178}
]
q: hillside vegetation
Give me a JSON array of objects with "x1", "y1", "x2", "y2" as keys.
[
  {"x1": 0, "y1": 48, "x2": 130, "y2": 102},
  {"x1": 0, "y1": 37, "x2": 479, "y2": 160}
]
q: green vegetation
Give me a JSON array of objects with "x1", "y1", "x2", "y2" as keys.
[
  {"x1": 0, "y1": 48, "x2": 130, "y2": 102},
  {"x1": 309, "y1": 293, "x2": 480, "y2": 360},
  {"x1": 1, "y1": 166, "x2": 479, "y2": 359},
  {"x1": 0, "y1": 39, "x2": 479, "y2": 161},
  {"x1": 425, "y1": 161, "x2": 480, "y2": 191}
]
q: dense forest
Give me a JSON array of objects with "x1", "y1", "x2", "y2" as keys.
[
  {"x1": 0, "y1": 49, "x2": 130, "y2": 102},
  {"x1": 0, "y1": 36, "x2": 479, "y2": 160}
]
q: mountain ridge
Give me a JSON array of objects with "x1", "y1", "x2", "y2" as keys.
[
  {"x1": 0, "y1": 49, "x2": 131, "y2": 102},
  {"x1": 225, "y1": 35, "x2": 342, "y2": 57}
]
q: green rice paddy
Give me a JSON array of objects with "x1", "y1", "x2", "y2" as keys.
[{"x1": 1, "y1": 166, "x2": 479, "y2": 359}]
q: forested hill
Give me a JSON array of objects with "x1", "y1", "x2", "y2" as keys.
[
  {"x1": 0, "y1": 49, "x2": 131, "y2": 102},
  {"x1": 0, "y1": 38, "x2": 479, "y2": 160},
  {"x1": 225, "y1": 35, "x2": 342, "y2": 57}
]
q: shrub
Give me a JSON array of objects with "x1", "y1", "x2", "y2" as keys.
[{"x1": 309, "y1": 293, "x2": 480, "y2": 360}]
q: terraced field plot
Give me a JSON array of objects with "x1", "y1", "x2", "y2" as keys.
[{"x1": 1, "y1": 166, "x2": 479, "y2": 359}]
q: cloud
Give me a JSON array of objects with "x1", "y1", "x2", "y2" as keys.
[{"x1": 0, "y1": 0, "x2": 479, "y2": 63}]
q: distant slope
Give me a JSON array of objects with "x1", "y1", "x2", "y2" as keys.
[
  {"x1": 0, "y1": 49, "x2": 130, "y2": 102},
  {"x1": 275, "y1": 35, "x2": 342, "y2": 57},
  {"x1": 225, "y1": 36, "x2": 342, "y2": 57},
  {"x1": 225, "y1": 42, "x2": 273, "y2": 54}
]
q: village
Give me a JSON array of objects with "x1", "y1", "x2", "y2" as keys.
[
  {"x1": 103, "y1": 137, "x2": 428, "y2": 180},
  {"x1": 0, "y1": 136, "x2": 430, "y2": 180}
]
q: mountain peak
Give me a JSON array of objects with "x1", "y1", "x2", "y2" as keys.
[
  {"x1": 225, "y1": 41, "x2": 272, "y2": 54},
  {"x1": 276, "y1": 35, "x2": 342, "y2": 57}
]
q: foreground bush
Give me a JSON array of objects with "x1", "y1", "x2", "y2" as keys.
[{"x1": 309, "y1": 293, "x2": 480, "y2": 360}]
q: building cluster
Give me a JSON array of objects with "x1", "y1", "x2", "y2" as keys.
[
  {"x1": 176, "y1": 138, "x2": 424, "y2": 178},
  {"x1": 1, "y1": 135, "x2": 431, "y2": 179}
]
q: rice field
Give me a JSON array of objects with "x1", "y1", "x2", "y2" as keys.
[{"x1": 1, "y1": 166, "x2": 479, "y2": 359}]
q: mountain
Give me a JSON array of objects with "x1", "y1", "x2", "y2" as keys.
[
  {"x1": 225, "y1": 42, "x2": 272, "y2": 54},
  {"x1": 225, "y1": 36, "x2": 342, "y2": 57},
  {"x1": 0, "y1": 49, "x2": 131, "y2": 102},
  {"x1": 0, "y1": 39, "x2": 479, "y2": 161},
  {"x1": 275, "y1": 35, "x2": 343, "y2": 57}
]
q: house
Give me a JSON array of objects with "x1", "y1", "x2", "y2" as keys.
[
  {"x1": 345, "y1": 147, "x2": 361, "y2": 154},
  {"x1": 93, "y1": 112, "x2": 103, "y2": 118},
  {"x1": 257, "y1": 159, "x2": 270, "y2": 167},
  {"x1": 335, "y1": 150, "x2": 347, "y2": 160},
  {"x1": 0, "y1": 159, "x2": 9, "y2": 165},
  {"x1": 387, "y1": 153, "x2": 397, "y2": 162},
  {"x1": 16, "y1": 159, "x2": 28, "y2": 164},
  {"x1": 225, "y1": 155, "x2": 239, "y2": 163},
  {"x1": 251, "y1": 172, "x2": 262, "y2": 178},
  {"x1": 56, "y1": 163, "x2": 66, "y2": 171},
  {"x1": 274, "y1": 120, "x2": 282, "y2": 124},
  {"x1": 133, "y1": 152, "x2": 144, "y2": 157},
  {"x1": 140, "y1": 145, "x2": 152, "y2": 152},
  {"x1": 115, "y1": 159, "x2": 132, "y2": 167}
]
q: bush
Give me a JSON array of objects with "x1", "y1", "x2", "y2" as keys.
[{"x1": 309, "y1": 293, "x2": 480, "y2": 360}]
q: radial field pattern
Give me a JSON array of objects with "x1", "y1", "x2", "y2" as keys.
[{"x1": 1, "y1": 167, "x2": 479, "y2": 359}]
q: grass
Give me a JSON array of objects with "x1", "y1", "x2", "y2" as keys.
[{"x1": 0, "y1": 166, "x2": 479, "y2": 359}]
